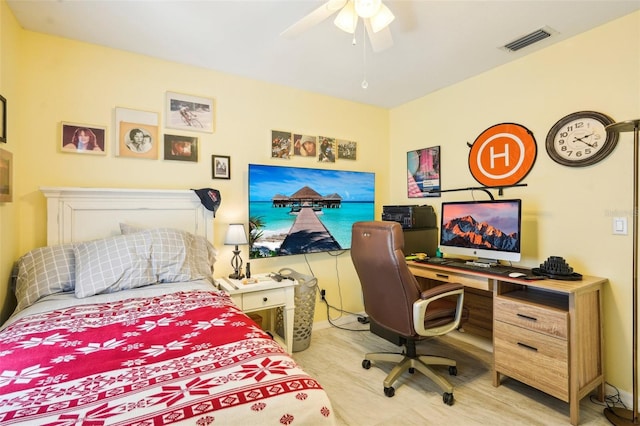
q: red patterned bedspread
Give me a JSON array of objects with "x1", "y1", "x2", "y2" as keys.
[{"x1": 0, "y1": 290, "x2": 334, "y2": 425}]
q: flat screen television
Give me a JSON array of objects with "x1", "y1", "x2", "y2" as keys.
[
  {"x1": 439, "y1": 199, "x2": 522, "y2": 263},
  {"x1": 248, "y1": 164, "x2": 375, "y2": 258}
]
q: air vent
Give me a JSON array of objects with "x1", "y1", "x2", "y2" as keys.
[{"x1": 501, "y1": 26, "x2": 557, "y2": 52}]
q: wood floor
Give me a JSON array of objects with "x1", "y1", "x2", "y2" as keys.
[{"x1": 291, "y1": 320, "x2": 612, "y2": 426}]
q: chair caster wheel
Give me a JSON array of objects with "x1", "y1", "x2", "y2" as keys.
[
  {"x1": 449, "y1": 366, "x2": 457, "y2": 376},
  {"x1": 408, "y1": 367, "x2": 415, "y2": 374},
  {"x1": 384, "y1": 386, "x2": 395, "y2": 397},
  {"x1": 443, "y1": 392, "x2": 454, "y2": 405},
  {"x1": 362, "y1": 359, "x2": 371, "y2": 369}
]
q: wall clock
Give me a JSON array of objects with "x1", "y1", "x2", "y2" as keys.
[{"x1": 545, "y1": 111, "x2": 618, "y2": 167}]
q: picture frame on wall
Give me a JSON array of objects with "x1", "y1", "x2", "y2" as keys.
[
  {"x1": 293, "y1": 134, "x2": 317, "y2": 157},
  {"x1": 166, "y1": 91, "x2": 214, "y2": 133},
  {"x1": 60, "y1": 122, "x2": 107, "y2": 154},
  {"x1": 0, "y1": 148, "x2": 12, "y2": 202},
  {"x1": 337, "y1": 139, "x2": 357, "y2": 160},
  {"x1": 318, "y1": 136, "x2": 336, "y2": 163},
  {"x1": 407, "y1": 146, "x2": 441, "y2": 198},
  {"x1": 0, "y1": 95, "x2": 6, "y2": 143},
  {"x1": 164, "y1": 134, "x2": 198, "y2": 162},
  {"x1": 271, "y1": 130, "x2": 292, "y2": 159},
  {"x1": 115, "y1": 107, "x2": 159, "y2": 160},
  {"x1": 212, "y1": 155, "x2": 230, "y2": 179}
]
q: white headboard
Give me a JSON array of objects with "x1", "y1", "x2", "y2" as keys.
[{"x1": 40, "y1": 187, "x2": 214, "y2": 245}]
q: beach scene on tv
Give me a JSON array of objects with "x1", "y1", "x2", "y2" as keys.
[{"x1": 249, "y1": 164, "x2": 375, "y2": 258}]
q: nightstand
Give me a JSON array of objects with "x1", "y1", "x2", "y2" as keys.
[{"x1": 215, "y1": 274, "x2": 297, "y2": 354}]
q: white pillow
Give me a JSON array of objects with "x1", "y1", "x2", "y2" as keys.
[{"x1": 14, "y1": 244, "x2": 76, "y2": 311}]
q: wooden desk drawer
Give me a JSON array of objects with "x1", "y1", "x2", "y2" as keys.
[
  {"x1": 494, "y1": 321, "x2": 569, "y2": 400},
  {"x1": 410, "y1": 266, "x2": 491, "y2": 291},
  {"x1": 242, "y1": 288, "x2": 286, "y2": 311},
  {"x1": 494, "y1": 296, "x2": 568, "y2": 339}
]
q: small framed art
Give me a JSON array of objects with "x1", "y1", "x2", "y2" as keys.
[
  {"x1": 0, "y1": 95, "x2": 5, "y2": 143},
  {"x1": 164, "y1": 134, "x2": 198, "y2": 162},
  {"x1": 212, "y1": 155, "x2": 230, "y2": 179},
  {"x1": 115, "y1": 107, "x2": 159, "y2": 159},
  {"x1": 60, "y1": 122, "x2": 106, "y2": 154},
  {"x1": 271, "y1": 130, "x2": 292, "y2": 159},
  {"x1": 166, "y1": 91, "x2": 214, "y2": 133},
  {"x1": 293, "y1": 134, "x2": 317, "y2": 157},
  {"x1": 407, "y1": 146, "x2": 441, "y2": 198},
  {"x1": 337, "y1": 139, "x2": 357, "y2": 160},
  {"x1": 0, "y1": 148, "x2": 12, "y2": 202}
]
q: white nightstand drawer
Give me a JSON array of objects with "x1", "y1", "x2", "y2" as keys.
[{"x1": 242, "y1": 288, "x2": 287, "y2": 311}]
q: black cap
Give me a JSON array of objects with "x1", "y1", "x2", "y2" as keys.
[{"x1": 192, "y1": 188, "x2": 221, "y2": 217}]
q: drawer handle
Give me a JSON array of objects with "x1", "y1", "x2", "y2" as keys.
[
  {"x1": 263, "y1": 297, "x2": 268, "y2": 302},
  {"x1": 436, "y1": 273, "x2": 449, "y2": 279},
  {"x1": 517, "y1": 313, "x2": 538, "y2": 322},
  {"x1": 517, "y1": 342, "x2": 538, "y2": 352}
]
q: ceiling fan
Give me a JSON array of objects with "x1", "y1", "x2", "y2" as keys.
[{"x1": 281, "y1": 0, "x2": 395, "y2": 52}]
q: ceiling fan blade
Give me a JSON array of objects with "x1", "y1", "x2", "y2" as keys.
[
  {"x1": 281, "y1": 0, "x2": 347, "y2": 39},
  {"x1": 365, "y1": 19, "x2": 393, "y2": 52}
]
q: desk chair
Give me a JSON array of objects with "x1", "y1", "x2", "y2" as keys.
[{"x1": 351, "y1": 221, "x2": 465, "y2": 405}]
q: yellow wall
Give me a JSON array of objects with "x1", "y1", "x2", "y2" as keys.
[
  {"x1": 0, "y1": 0, "x2": 20, "y2": 321},
  {"x1": 2, "y1": 9, "x2": 390, "y2": 324},
  {"x1": 1, "y1": 0, "x2": 639, "y2": 402},
  {"x1": 390, "y1": 11, "x2": 640, "y2": 399}
]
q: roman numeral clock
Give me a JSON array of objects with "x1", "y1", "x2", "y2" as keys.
[{"x1": 545, "y1": 111, "x2": 619, "y2": 167}]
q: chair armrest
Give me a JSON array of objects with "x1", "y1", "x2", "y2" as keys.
[{"x1": 413, "y1": 283, "x2": 464, "y2": 337}]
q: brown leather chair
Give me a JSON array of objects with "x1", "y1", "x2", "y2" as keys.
[{"x1": 350, "y1": 221, "x2": 465, "y2": 405}]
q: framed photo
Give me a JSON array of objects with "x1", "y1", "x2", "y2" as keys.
[
  {"x1": 0, "y1": 95, "x2": 5, "y2": 143},
  {"x1": 60, "y1": 122, "x2": 106, "y2": 155},
  {"x1": 0, "y1": 148, "x2": 12, "y2": 202},
  {"x1": 293, "y1": 134, "x2": 317, "y2": 157},
  {"x1": 164, "y1": 134, "x2": 198, "y2": 162},
  {"x1": 166, "y1": 91, "x2": 214, "y2": 133},
  {"x1": 115, "y1": 107, "x2": 159, "y2": 159},
  {"x1": 318, "y1": 136, "x2": 336, "y2": 163},
  {"x1": 408, "y1": 146, "x2": 441, "y2": 198},
  {"x1": 271, "y1": 130, "x2": 292, "y2": 159},
  {"x1": 337, "y1": 139, "x2": 357, "y2": 160},
  {"x1": 212, "y1": 155, "x2": 230, "y2": 179}
]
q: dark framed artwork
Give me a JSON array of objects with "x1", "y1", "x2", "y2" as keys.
[
  {"x1": 0, "y1": 95, "x2": 6, "y2": 143},
  {"x1": 0, "y1": 148, "x2": 12, "y2": 202},
  {"x1": 407, "y1": 146, "x2": 441, "y2": 198},
  {"x1": 212, "y1": 155, "x2": 230, "y2": 179},
  {"x1": 60, "y1": 122, "x2": 107, "y2": 155},
  {"x1": 164, "y1": 134, "x2": 198, "y2": 162}
]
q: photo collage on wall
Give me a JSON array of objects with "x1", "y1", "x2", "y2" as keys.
[
  {"x1": 58, "y1": 91, "x2": 215, "y2": 165},
  {"x1": 271, "y1": 130, "x2": 357, "y2": 162}
]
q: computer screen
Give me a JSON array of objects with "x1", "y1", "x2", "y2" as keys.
[{"x1": 439, "y1": 199, "x2": 522, "y2": 263}]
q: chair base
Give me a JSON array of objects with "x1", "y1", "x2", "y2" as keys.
[{"x1": 364, "y1": 351, "x2": 456, "y2": 395}]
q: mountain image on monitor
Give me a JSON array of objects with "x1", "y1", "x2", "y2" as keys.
[{"x1": 441, "y1": 215, "x2": 518, "y2": 252}]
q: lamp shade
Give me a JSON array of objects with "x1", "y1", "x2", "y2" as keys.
[
  {"x1": 369, "y1": 4, "x2": 395, "y2": 33},
  {"x1": 334, "y1": 0, "x2": 358, "y2": 33},
  {"x1": 354, "y1": 0, "x2": 382, "y2": 18},
  {"x1": 224, "y1": 223, "x2": 248, "y2": 245}
]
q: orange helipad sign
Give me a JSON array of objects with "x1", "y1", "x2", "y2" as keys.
[{"x1": 468, "y1": 123, "x2": 537, "y2": 187}]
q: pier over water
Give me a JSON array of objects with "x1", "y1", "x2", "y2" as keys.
[{"x1": 278, "y1": 207, "x2": 342, "y2": 255}]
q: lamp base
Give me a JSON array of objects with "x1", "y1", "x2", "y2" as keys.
[
  {"x1": 229, "y1": 272, "x2": 245, "y2": 280},
  {"x1": 604, "y1": 407, "x2": 639, "y2": 425}
]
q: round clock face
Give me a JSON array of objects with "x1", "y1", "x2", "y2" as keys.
[{"x1": 545, "y1": 111, "x2": 618, "y2": 167}]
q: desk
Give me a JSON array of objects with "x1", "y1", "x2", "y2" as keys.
[
  {"x1": 408, "y1": 261, "x2": 606, "y2": 426},
  {"x1": 215, "y1": 275, "x2": 297, "y2": 354}
]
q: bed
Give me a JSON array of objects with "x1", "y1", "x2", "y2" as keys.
[{"x1": 0, "y1": 187, "x2": 335, "y2": 425}]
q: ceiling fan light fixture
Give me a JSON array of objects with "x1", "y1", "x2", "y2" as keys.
[
  {"x1": 369, "y1": 4, "x2": 395, "y2": 33},
  {"x1": 334, "y1": 1, "x2": 358, "y2": 33},
  {"x1": 354, "y1": 0, "x2": 382, "y2": 18}
]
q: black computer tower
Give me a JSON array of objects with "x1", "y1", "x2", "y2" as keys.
[{"x1": 401, "y1": 228, "x2": 438, "y2": 257}]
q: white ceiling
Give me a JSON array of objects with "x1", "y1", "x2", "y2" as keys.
[{"x1": 7, "y1": 0, "x2": 640, "y2": 108}]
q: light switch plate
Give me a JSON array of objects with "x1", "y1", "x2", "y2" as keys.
[{"x1": 613, "y1": 217, "x2": 628, "y2": 235}]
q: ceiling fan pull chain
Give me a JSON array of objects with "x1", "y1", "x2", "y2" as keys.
[{"x1": 361, "y1": 24, "x2": 368, "y2": 89}]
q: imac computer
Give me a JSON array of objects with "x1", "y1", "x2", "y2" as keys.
[{"x1": 439, "y1": 199, "x2": 522, "y2": 264}]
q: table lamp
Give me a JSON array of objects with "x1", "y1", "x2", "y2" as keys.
[{"x1": 225, "y1": 223, "x2": 248, "y2": 279}]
